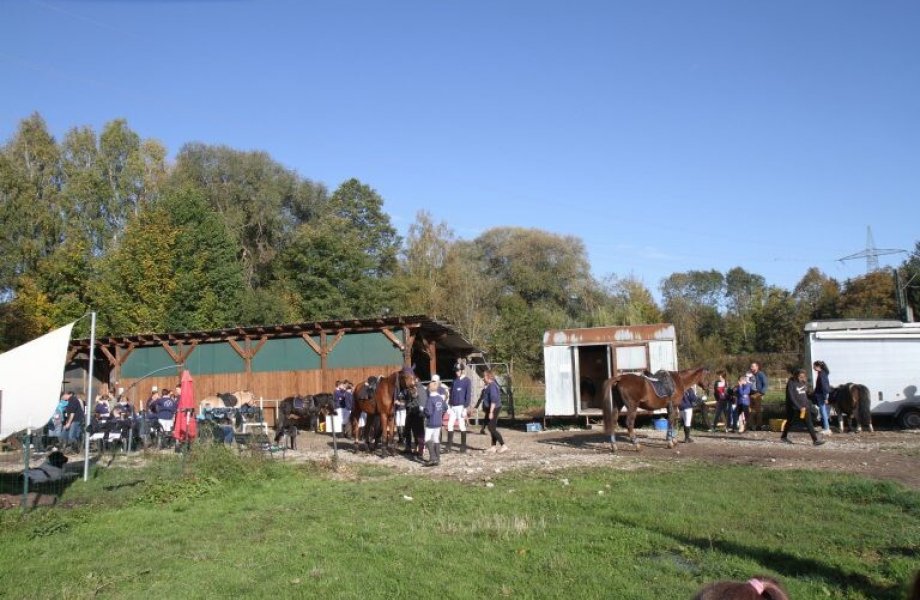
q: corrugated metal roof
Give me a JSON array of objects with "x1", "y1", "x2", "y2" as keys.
[
  {"x1": 804, "y1": 320, "x2": 907, "y2": 332},
  {"x1": 71, "y1": 314, "x2": 477, "y2": 354},
  {"x1": 543, "y1": 323, "x2": 676, "y2": 346}
]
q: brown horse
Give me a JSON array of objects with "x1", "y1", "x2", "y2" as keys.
[
  {"x1": 829, "y1": 383, "x2": 873, "y2": 433},
  {"x1": 601, "y1": 367, "x2": 712, "y2": 452},
  {"x1": 351, "y1": 368, "x2": 419, "y2": 455}
]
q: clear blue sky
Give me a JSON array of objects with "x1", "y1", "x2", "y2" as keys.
[{"x1": 2, "y1": 0, "x2": 918, "y2": 296}]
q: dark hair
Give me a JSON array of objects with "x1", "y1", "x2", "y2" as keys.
[
  {"x1": 693, "y1": 577, "x2": 788, "y2": 600},
  {"x1": 791, "y1": 368, "x2": 806, "y2": 379},
  {"x1": 813, "y1": 360, "x2": 830, "y2": 375}
]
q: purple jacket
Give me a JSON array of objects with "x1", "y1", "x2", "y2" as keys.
[{"x1": 424, "y1": 393, "x2": 446, "y2": 428}]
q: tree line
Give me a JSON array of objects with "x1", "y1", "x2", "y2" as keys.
[{"x1": 2, "y1": 113, "x2": 918, "y2": 379}]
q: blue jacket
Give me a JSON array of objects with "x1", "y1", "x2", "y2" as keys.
[
  {"x1": 424, "y1": 393, "x2": 446, "y2": 428},
  {"x1": 751, "y1": 371, "x2": 768, "y2": 394},
  {"x1": 679, "y1": 388, "x2": 698, "y2": 410},
  {"x1": 814, "y1": 371, "x2": 830, "y2": 403},
  {"x1": 155, "y1": 397, "x2": 177, "y2": 420},
  {"x1": 450, "y1": 377, "x2": 472, "y2": 407},
  {"x1": 736, "y1": 383, "x2": 752, "y2": 406},
  {"x1": 484, "y1": 381, "x2": 501, "y2": 411}
]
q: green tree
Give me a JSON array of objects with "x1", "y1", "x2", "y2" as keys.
[
  {"x1": 398, "y1": 210, "x2": 454, "y2": 317},
  {"x1": 91, "y1": 188, "x2": 245, "y2": 335},
  {"x1": 0, "y1": 114, "x2": 66, "y2": 293},
  {"x1": 793, "y1": 267, "x2": 840, "y2": 321},
  {"x1": 899, "y1": 242, "x2": 920, "y2": 320},
  {"x1": 171, "y1": 143, "x2": 325, "y2": 288},
  {"x1": 838, "y1": 271, "x2": 899, "y2": 319},
  {"x1": 752, "y1": 288, "x2": 801, "y2": 352}
]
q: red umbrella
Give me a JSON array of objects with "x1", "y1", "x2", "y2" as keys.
[{"x1": 173, "y1": 369, "x2": 198, "y2": 442}]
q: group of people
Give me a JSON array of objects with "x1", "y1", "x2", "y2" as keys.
[
  {"x1": 331, "y1": 364, "x2": 506, "y2": 467},
  {"x1": 678, "y1": 360, "x2": 832, "y2": 446},
  {"x1": 415, "y1": 365, "x2": 506, "y2": 467}
]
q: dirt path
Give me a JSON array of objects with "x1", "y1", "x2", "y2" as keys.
[
  {"x1": 278, "y1": 425, "x2": 920, "y2": 488},
  {"x1": 3, "y1": 425, "x2": 918, "y2": 490}
]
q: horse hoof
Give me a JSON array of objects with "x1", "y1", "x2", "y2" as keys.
[{"x1": 667, "y1": 440, "x2": 676, "y2": 449}]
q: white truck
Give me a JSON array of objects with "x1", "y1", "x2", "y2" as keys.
[{"x1": 804, "y1": 320, "x2": 920, "y2": 428}]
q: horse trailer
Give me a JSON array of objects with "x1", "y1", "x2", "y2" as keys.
[
  {"x1": 543, "y1": 324, "x2": 678, "y2": 421},
  {"x1": 804, "y1": 320, "x2": 920, "y2": 428}
]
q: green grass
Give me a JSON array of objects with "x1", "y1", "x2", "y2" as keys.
[{"x1": 1, "y1": 446, "x2": 918, "y2": 599}]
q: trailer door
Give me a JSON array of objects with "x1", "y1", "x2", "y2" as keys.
[{"x1": 544, "y1": 345, "x2": 575, "y2": 416}]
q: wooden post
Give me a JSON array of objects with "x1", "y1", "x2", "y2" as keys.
[
  {"x1": 427, "y1": 338, "x2": 437, "y2": 378},
  {"x1": 229, "y1": 336, "x2": 269, "y2": 392}
]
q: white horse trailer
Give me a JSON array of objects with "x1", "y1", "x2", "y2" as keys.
[
  {"x1": 804, "y1": 320, "x2": 920, "y2": 428},
  {"x1": 543, "y1": 324, "x2": 678, "y2": 421}
]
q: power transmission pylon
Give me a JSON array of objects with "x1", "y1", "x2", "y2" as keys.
[{"x1": 838, "y1": 226, "x2": 905, "y2": 274}]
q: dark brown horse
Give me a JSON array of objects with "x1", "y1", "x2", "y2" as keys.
[
  {"x1": 352, "y1": 368, "x2": 419, "y2": 455},
  {"x1": 601, "y1": 367, "x2": 712, "y2": 452},
  {"x1": 274, "y1": 393, "x2": 336, "y2": 449},
  {"x1": 829, "y1": 383, "x2": 873, "y2": 433}
]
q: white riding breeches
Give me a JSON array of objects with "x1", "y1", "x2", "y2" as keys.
[
  {"x1": 424, "y1": 427, "x2": 440, "y2": 443},
  {"x1": 446, "y1": 405, "x2": 467, "y2": 431}
]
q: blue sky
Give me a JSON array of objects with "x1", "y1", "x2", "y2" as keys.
[{"x1": 2, "y1": 0, "x2": 918, "y2": 296}]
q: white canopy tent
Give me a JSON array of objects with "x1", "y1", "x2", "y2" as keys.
[{"x1": 0, "y1": 322, "x2": 76, "y2": 440}]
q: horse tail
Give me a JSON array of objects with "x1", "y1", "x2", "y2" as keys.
[
  {"x1": 601, "y1": 377, "x2": 619, "y2": 439},
  {"x1": 856, "y1": 384, "x2": 872, "y2": 430}
]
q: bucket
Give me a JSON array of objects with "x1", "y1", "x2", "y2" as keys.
[
  {"x1": 769, "y1": 419, "x2": 787, "y2": 432},
  {"x1": 525, "y1": 422, "x2": 543, "y2": 433},
  {"x1": 652, "y1": 418, "x2": 669, "y2": 431}
]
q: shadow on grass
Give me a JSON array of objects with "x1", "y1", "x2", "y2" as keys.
[{"x1": 621, "y1": 515, "x2": 902, "y2": 600}]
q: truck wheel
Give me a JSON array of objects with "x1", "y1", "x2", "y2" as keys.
[{"x1": 900, "y1": 409, "x2": 920, "y2": 429}]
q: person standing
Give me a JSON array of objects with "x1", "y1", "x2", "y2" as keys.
[
  {"x1": 62, "y1": 391, "x2": 85, "y2": 454},
  {"x1": 446, "y1": 363, "x2": 472, "y2": 453},
  {"x1": 733, "y1": 375, "x2": 752, "y2": 433},
  {"x1": 405, "y1": 375, "x2": 428, "y2": 457},
  {"x1": 813, "y1": 360, "x2": 832, "y2": 435},
  {"x1": 781, "y1": 369, "x2": 825, "y2": 446},
  {"x1": 749, "y1": 362, "x2": 768, "y2": 430},
  {"x1": 750, "y1": 362, "x2": 768, "y2": 395},
  {"x1": 679, "y1": 386, "x2": 698, "y2": 443},
  {"x1": 483, "y1": 370, "x2": 507, "y2": 453},
  {"x1": 708, "y1": 371, "x2": 731, "y2": 433},
  {"x1": 333, "y1": 381, "x2": 350, "y2": 437},
  {"x1": 423, "y1": 381, "x2": 447, "y2": 466}
]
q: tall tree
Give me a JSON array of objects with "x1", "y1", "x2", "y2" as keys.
[
  {"x1": 838, "y1": 271, "x2": 899, "y2": 319},
  {"x1": 171, "y1": 143, "x2": 325, "y2": 288},
  {"x1": 91, "y1": 188, "x2": 244, "y2": 335},
  {"x1": 0, "y1": 114, "x2": 66, "y2": 294},
  {"x1": 398, "y1": 210, "x2": 454, "y2": 317},
  {"x1": 793, "y1": 267, "x2": 841, "y2": 321},
  {"x1": 276, "y1": 179, "x2": 401, "y2": 320},
  {"x1": 899, "y1": 241, "x2": 920, "y2": 321}
]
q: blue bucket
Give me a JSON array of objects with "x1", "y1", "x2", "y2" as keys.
[{"x1": 653, "y1": 418, "x2": 669, "y2": 431}]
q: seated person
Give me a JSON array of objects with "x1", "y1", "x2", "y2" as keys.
[{"x1": 95, "y1": 397, "x2": 111, "y2": 419}]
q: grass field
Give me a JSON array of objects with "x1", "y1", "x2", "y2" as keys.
[{"x1": 1, "y1": 446, "x2": 918, "y2": 599}]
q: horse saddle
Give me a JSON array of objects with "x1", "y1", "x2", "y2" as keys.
[
  {"x1": 357, "y1": 377, "x2": 380, "y2": 401},
  {"x1": 218, "y1": 393, "x2": 238, "y2": 407},
  {"x1": 292, "y1": 396, "x2": 306, "y2": 411},
  {"x1": 643, "y1": 370, "x2": 676, "y2": 399}
]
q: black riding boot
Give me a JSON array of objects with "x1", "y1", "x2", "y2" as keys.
[
  {"x1": 424, "y1": 441, "x2": 436, "y2": 466},
  {"x1": 460, "y1": 432, "x2": 468, "y2": 453},
  {"x1": 683, "y1": 425, "x2": 693, "y2": 443},
  {"x1": 433, "y1": 443, "x2": 441, "y2": 465},
  {"x1": 446, "y1": 431, "x2": 454, "y2": 453}
]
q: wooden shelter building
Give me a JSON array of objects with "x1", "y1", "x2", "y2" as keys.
[{"x1": 67, "y1": 315, "x2": 478, "y2": 422}]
